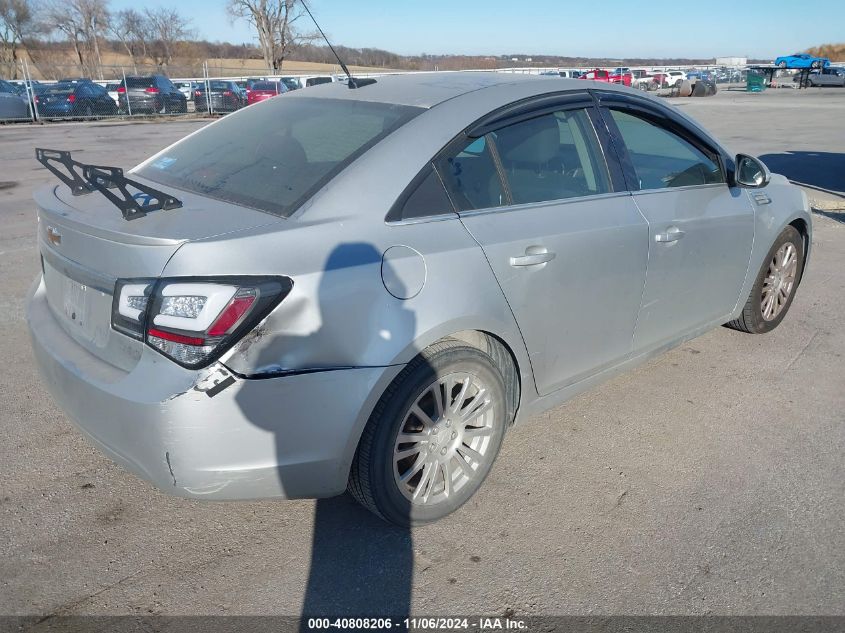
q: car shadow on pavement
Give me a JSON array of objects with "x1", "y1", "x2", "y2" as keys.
[
  {"x1": 234, "y1": 242, "x2": 417, "y2": 624},
  {"x1": 300, "y1": 495, "x2": 413, "y2": 618},
  {"x1": 759, "y1": 151, "x2": 845, "y2": 195}
]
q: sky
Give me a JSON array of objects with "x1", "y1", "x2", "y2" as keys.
[{"x1": 111, "y1": 0, "x2": 843, "y2": 60}]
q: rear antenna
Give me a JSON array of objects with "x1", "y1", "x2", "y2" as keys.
[{"x1": 300, "y1": 0, "x2": 375, "y2": 89}]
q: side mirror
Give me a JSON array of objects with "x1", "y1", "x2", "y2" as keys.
[{"x1": 734, "y1": 154, "x2": 771, "y2": 188}]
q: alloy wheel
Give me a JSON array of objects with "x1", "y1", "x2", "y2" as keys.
[
  {"x1": 393, "y1": 372, "x2": 496, "y2": 505},
  {"x1": 761, "y1": 242, "x2": 798, "y2": 321}
]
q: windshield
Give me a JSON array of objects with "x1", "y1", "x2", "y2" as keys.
[{"x1": 138, "y1": 97, "x2": 423, "y2": 218}]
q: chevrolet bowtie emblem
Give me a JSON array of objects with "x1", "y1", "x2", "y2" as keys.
[{"x1": 46, "y1": 226, "x2": 62, "y2": 245}]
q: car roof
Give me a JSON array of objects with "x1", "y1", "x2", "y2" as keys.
[{"x1": 286, "y1": 72, "x2": 590, "y2": 108}]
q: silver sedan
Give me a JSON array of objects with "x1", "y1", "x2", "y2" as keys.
[{"x1": 27, "y1": 73, "x2": 811, "y2": 525}]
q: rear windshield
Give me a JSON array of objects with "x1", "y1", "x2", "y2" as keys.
[
  {"x1": 204, "y1": 81, "x2": 232, "y2": 91},
  {"x1": 138, "y1": 97, "x2": 423, "y2": 217},
  {"x1": 126, "y1": 77, "x2": 155, "y2": 88},
  {"x1": 45, "y1": 83, "x2": 75, "y2": 95},
  {"x1": 252, "y1": 81, "x2": 278, "y2": 90}
]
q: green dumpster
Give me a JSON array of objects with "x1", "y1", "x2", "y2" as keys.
[{"x1": 746, "y1": 71, "x2": 767, "y2": 92}]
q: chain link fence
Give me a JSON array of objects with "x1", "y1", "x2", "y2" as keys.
[
  {"x1": 0, "y1": 60, "x2": 356, "y2": 123},
  {"x1": 1, "y1": 60, "x2": 761, "y2": 124}
]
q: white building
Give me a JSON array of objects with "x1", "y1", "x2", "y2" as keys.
[{"x1": 715, "y1": 56, "x2": 747, "y2": 66}]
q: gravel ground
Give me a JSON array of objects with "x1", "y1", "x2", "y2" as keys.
[{"x1": 0, "y1": 88, "x2": 843, "y2": 621}]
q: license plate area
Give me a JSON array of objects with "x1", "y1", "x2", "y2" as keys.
[{"x1": 43, "y1": 259, "x2": 112, "y2": 349}]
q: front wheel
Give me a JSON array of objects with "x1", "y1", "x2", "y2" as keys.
[
  {"x1": 349, "y1": 339, "x2": 509, "y2": 526},
  {"x1": 726, "y1": 226, "x2": 804, "y2": 334}
]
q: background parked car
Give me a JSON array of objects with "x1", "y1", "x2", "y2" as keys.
[
  {"x1": 246, "y1": 80, "x2": 287, "y2": 105},
  {"x1": 194, "y1": 80, "x2": 246, "y2": 113},
  {"x1": 608, "y1": 70, "x2": 633, "y2": 86},
  {"x1": 6, "y1": 80, "x2": 45, "y2": 113},
  {"x1": 173, "y1": 81, "x2": 196, "y2": 102},
  {"x1": 35, "y1": 81, "x2": 118, "y2": 119},
  {"x1": 279, "y1": 77, "x2": 302, "y2": 91},
  {"x1": 280, "y1": 77, "x2": 302, "y2": 91},
  {"x1": 797, "y1": 67, "x2": 845, "y2": 87},
  {"x1": 665, "y1": 70, "x2": 687, "y2": 86},
  {"x1": 0, "y1": 79, "x2": 29, "y2": 121},
  {"x1": 104, "y1": 82, "x2": 121, "y2": 106},
  {"x1": 304, "y1": 75, "x2": 335, "y2": 87},
  {"x1": 118, "y1": 75, "x2": 187, "y2": 114},
  {"x1": 775, "y1": 53, "x2": 830, "y2": 69},
  {"x1": 578, "y1": 69, "x2": 613, "y2": 83}
]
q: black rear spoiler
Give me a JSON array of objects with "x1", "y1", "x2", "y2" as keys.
[{"x1": 35, "y1": 148, "x2": 182, "y2": 221}]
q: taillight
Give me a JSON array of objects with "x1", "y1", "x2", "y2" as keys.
[
  {"x1": 223, "y1": 90, "x2": 233, "y2": 96},
  {"x1": 195, "y1": 90, "x2": 201, "y2": 96},
  {"x1": 67, "y1": 94, "x2": 76, "y2": 103},
  {"x1": 111, "y1": 277, "x2": 292, "y2": 369},
  {"x1": 145, "y1": 87, "x2": 160, "y2": 93},
  {"x1": 117, "y1": 86, "x2": 126, "y2": 93}
]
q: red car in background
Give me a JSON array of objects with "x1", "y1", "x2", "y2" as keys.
[
  {"x1": 608, "y1": 71, "x2": 633, "y2": 87},
  {"x1": 246, "y1": 81, "x2": 287, "y2": 105},
  {"x1": 578, "y1": 69, "x2": 633, "y2": 87}
]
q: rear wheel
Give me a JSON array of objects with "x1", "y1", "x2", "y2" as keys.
[
  {"x1": 726, "y1": 226, "x2": 803, "y2": 334},
  {"x1": 349, "y1": 339, "x2": 509, "y2": 526}
]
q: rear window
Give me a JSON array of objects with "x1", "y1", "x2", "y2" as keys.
[
  {"x1": 126, "y1": 77, "x2": 155, "y2": 88},
  {"x1": 205, "y1": 81, "x2": 232, "y2": 91},
  {"x1": 138, "y1": 97, "x2": 423, "y2": 217},
  {"x1": 45, "y1": 83, "x2": 75, "y2": 95},
  {"x1": 252, "y1": 82, "x2": 278, "y2": 91}
]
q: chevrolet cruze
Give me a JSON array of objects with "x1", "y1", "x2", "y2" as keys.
[{"x1": 27, "y1": 73, "x2": 811, "y2": 525}]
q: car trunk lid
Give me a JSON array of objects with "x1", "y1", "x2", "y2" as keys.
[{"x1": 35, "y1": 180, "x2": 280, "y2": 370}]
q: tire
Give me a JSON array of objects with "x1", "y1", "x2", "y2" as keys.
[
  {"x1": 726, "y1": 226, "x2": 804, "y2": 334},
  {"x1": 84, "y1": 105, "x2": 93, "y2": 120},
  {"x1": 349, "y1": 338, "x2": 509, "y2": 526}
]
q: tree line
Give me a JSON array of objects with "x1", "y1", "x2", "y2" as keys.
[{"x1": 4, "y1": 0, "x2": 833, "y2": 81}]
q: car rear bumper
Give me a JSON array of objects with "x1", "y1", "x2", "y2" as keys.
[
  {"x1": 120, "y1": 96, "x2": 161, "y2": 112},
  {"x1": 27, "y1": 275, "x2": 398, "y2": 501},
  {"x1": 195, "y1": 97, "x2": 240, "y2": 112}
]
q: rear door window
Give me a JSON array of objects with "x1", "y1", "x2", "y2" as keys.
[
  {"x1": 393, "y1": 167, "x2": 454, "y2": 221},
  {"x1": 492, "y1": 108, "x2": 610, "y2": 204},
  {"x1": 137, "y1": 97, "x2": 422, "y2": 217},
  {"x1": 434, "y1": 136, "x2": 507, "y2": 211}
]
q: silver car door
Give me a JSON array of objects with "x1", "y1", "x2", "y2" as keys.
[
  {"x1": 441, "y1": 99, "x2": 649, "y2": 396},
  {"x1": 599, "y1": 101, "x2": 754, "y2": 352}
]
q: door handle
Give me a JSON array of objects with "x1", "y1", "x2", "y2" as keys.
[
  {"x1": 654, "y1": 226, "x2": 685, "y2": 243},
  {"x1": 509, "y1": 246, "x2": 556, "y2": 267}
]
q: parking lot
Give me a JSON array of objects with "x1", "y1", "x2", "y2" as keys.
[{"x1": 0, "y1": 87, "x2": 843, "y2": 620}]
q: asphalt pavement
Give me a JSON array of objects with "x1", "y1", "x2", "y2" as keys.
[{"x1": 0, "y1": 89, "x2": 843, "y2": 621}]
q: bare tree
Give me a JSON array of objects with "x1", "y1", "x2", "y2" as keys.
[
  {"x1": 226, "y1": 0, "x2": 317, "y2": 72},
  {"x1": 143, "y1": 7, "x2": 191, "y2": 69},
  {"x1": 45, "y1": 0, "x2": 108, "y2": 78},
  {"x1": 0, "y1": 0, "x2": 38, "y2": 78},
  {"x1": 108, "y1": 8, "x2": 148, "y2": 73}
]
